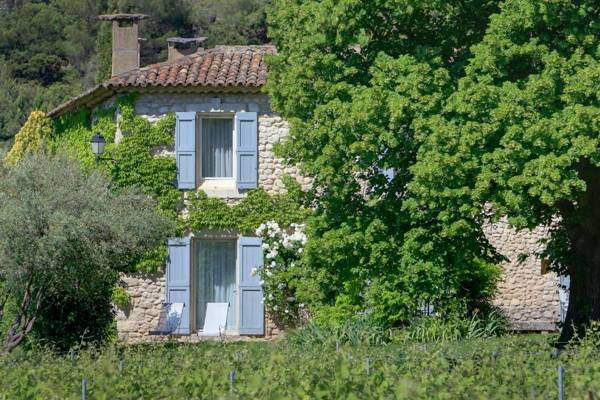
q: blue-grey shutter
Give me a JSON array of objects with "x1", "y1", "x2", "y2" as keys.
[
  {"x1": 167, "y1": 237, "x2": 191, "y2": 334},
  {"x1": 235, "y1": 112, "x2": 258, "y2": 189},
  {"x1": 175, "y1": 112, "x2": 196, "y2": 189},
  {"x1": 238, "y1": 236, "x2": 264, "y2": 335}
]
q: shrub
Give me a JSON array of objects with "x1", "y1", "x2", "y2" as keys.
[
  {"x1": 30, "y1": 281, "x2": 116, "y2": 352},
  {"x1": 286, "y1": 316, "x2": 390, "y2": 347},
  {"x1": 399, "y1": 311, "x2": 508, "y2": 343},
  {"x1": 255, "y1": 221, "x2": 307, "y2": 327},
  {"x1": 0, "y1": 153, "x2": 174, "y2": 353}
]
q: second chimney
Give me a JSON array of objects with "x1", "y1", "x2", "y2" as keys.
[
  {"x1": 167, "y1": 37, "x2": 207, "y2": 62},
  {"x1": 99, "y1": 14, "x2": 148, "y2": 77}
]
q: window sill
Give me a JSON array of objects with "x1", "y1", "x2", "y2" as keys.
[
  {"x1": 199, "y1": 180, "x2": 245, "y2": 199},
  {"x1": 196, "y1": 330, "x2": 240, "y2": 337}
]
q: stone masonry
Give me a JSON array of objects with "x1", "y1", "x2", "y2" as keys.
[
  {"x1": 116, "y1": 93, "x2": 299, "y2": 341},
  {"x1": 485, "y1": 220, "x2": 559, "y2": 331},
  {"x1": 115, "y1": 92, "x2": 561, "y2": 342}
]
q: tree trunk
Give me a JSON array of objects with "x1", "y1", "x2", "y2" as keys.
[
  {"x1": 2, "y1": 286, "x2": 42, "y2": 353},
  {"x1": 558, "y1": 162, "x2": 600, "y2": 344}
]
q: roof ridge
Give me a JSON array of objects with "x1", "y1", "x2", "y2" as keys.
[{"x1": 106, "y1": 44, "x2": 275, "y2": 84}]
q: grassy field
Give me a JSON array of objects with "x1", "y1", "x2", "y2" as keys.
[{"x1": 1, "y1": 334, "x2": 599, "y2": 399}]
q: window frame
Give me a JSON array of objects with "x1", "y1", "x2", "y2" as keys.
[
  {"x1": 196, "y1": 112, "x2": 236, "y2": 185},
  {"x1": 190, "y1": 234, "x2": 241, "y2": 335}
]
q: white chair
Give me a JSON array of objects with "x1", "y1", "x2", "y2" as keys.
[
  {"x1": 199, "y1": 302, "x2": 229, "y2": 337},
  {"x1": 149, "y1": 302, "x2": 185, "y2": 335}
]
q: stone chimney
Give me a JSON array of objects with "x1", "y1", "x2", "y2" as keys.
[
  {"x1": 167, "y1": 37, "x2": 207, "y2": 62},
  {"x1": 98, "y1": 14, "x2": 148, "y2": 76}
]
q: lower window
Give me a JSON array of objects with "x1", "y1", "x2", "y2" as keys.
[{"x1": 194, "y1": 239, "x2": 237, "y2": 331}]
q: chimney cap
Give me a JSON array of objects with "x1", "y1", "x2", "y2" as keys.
[
  {"x1": 98, "y1": 13, "x2": 149, "y2": 22},
  {"x1": 167, "y1": 37, "x2": 208, "y2": 45}
]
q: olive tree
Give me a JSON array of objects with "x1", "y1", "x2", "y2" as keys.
[{"x1": 0, "y1": 153, "x2": 173, "y2": 352}]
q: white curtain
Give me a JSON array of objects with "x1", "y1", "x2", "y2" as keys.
[
  {"x1": 201, "y1": 118, "x2": 233, "y2": 178},
  {"x1": 195, "y1": 240, "x2": 237, "y2": 330}
]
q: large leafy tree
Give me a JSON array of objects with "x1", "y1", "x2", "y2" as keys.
[
  {"x1": 410, "y1": 0, "x2": 600, "y2": 342},
  {"x1": 190, "y1": 0, "x2": 270, "y2": 46},
  {"x1": 0, "y1": 153, "x2": 173, "y2": 352},
  {"x1": 267, "y1": 0, "x2": 502, "y2": 325}
]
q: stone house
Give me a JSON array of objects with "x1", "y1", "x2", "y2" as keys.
[{"x1": 49, "y1": 14, "x2": 566, "y2": 341}]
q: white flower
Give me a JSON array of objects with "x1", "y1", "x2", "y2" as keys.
[
  {"x1": 286, "y1": 296, "x2": 296, "y2": 303},
  {"x1": 299, "y1": 303, "x2": 305, "y2": 308},
  {"x1": 266, "y1": 270, "x2": 273, "y2": 277},
  {"x1": 270, "y1": 261, "x2": 276, "y2": 267},
  {"x1": 262, "y1": 243, "x2": 270, "y2": 250},
  {"x1": 268, "y1": 293, "x2": 274, "y2": 300},
  {"x1": 273, "y1": 305, "x2": 279, "y2": 311},
  {"x1": 298, "y1": 248, "x2": 303, "y2": 254},
  {"x1": 259, "y1": 280, "x2": 264, "y2": 286},
  {"x1": 277, "y1": 282, "x2": 286, "y2": 289},
  {"x1": 284, "y1": 309, "x2": 289, "y2": 314},
  {"x1": 251, "y1": 267, "x2": 258, "y2": 276},
  {"x1": 266, "y1": 249, "x2": 278, "y2": 259}
]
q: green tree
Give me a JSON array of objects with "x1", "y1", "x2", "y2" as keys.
[
  {"x1": 0, "y1": 0, "x2": 106, "y2": 141},
  {"x1": 267, "y1": 0, "x2": 501, "y2": 325},
  {"x1": 0, "y1": 153, "x2": 173, "y2": 352},
  {"x1": 410, "y1": 0, "x2": 600, "y2": 342},
  {"x1": 190, "y1": 0, "x2": 270, "y2": 46}
]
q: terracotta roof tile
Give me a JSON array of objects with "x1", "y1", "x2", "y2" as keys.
[
  {"x1": 49, "y1": 45, "x2": 275, "y2": 117},
  {"x1": 106, "y1": 45, "x2": 274, "y2": 89}
]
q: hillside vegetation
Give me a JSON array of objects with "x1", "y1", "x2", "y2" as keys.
[{"x1": 0, "y1": 0, "x2": 270, "y2": 147}]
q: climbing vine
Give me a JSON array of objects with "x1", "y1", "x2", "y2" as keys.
[
  {"x1": 186, "y1": 182, "x2": 309, "y2": 234},
  {"x1": 5, "y1": 111, "x2": 52, "y2": 165},
  {"x1": 49, "y1": 93, "x2": 309, "y2": 274}
]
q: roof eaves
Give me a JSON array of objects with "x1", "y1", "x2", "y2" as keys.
[
  {"x1": 48, "y1": 83, "x2": 264, "y2": 118},
  {"x1": 48, "y1": 84, "x2": 113, "y2": 118}
]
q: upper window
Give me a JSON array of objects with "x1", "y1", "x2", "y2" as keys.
[
  {"x1": 175, "y1": 111, "x2": 258, "y2": 191},
  {"x1": 200, "y1": 118, "x2": 234, "y2": 178}
]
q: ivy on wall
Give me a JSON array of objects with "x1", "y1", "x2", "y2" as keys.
[
  {"x1": 186, "y1": 182, "x2": 310, "y2": 234},
  {"x1": 48, "y1": 93, "x2": 309, "y2": 273}
]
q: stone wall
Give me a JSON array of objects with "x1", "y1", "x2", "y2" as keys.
[
  {"x1": 116, "y1": 272, "x2": 281, "y2": 342},
  {"x1": 116, "y1": 274, "x2": 166, "y2": 342},
  {"x1": 484, "y1": 220, "x2": 560, "y2": 331},
  {"x1": 115, "y1": 92, "x2": 299, "y2": 342},
  {"x1": 132, "y1": 93, "x2": 311, "y2": 196}
]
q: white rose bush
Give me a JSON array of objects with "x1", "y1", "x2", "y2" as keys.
[{"x1": 255, "y1": 221, "x2": 307, "y2": 327}]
